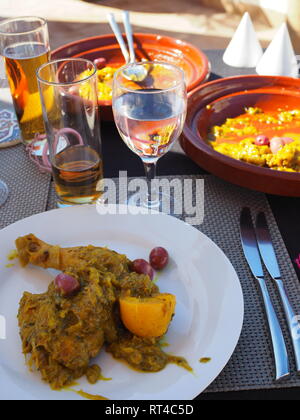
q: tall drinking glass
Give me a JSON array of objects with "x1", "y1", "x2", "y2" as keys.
[
  {"x1": 112, "y1": 61, "x2": 187, "y2": 210},
  {"x1": 37, "y1": 58, "x2": 103, "y2": 207},
  {"x1": 0, "y1": 17, "x2": 50, "y2": 144},
  {"x1": 0, "y1": 75, "x2": 9, "y2": 205}
]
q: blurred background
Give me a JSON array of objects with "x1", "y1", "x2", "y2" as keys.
[{"x1": 0, "y1": 0, "x2": 299, "y2": 52}]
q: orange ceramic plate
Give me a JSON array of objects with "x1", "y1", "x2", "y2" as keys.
[
  {"x1": 181, "y1": 75, "x2": 300, "y2": 197},
  {"x1": 52, "y1": 33, "x2": 210, "y2": 120}
]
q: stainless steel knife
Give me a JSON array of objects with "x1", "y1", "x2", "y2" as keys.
[
  {"x1": 240, "y1": 207, "x2": 290, "y2": 380},
  {"x1": 256, "y1": 212, "x2": 300, "y2": 372}
]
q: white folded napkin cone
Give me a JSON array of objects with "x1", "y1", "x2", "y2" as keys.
[
  {"x1": 256, "y1": 22, "x2": 299, "y2": 78},
  {"x1": 223, "y1": 12, "x2": 263, "y2": 68}
]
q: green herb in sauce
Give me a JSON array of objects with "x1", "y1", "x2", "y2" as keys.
[
  {"x1": 62, "y1": 386, "x2": 109, "y2": 400},
  {"x1": 7, "y1": 250, "x2": 18, "y2": 261},
  {"x1": 86, "y1": 365, "x2": 112, "y2": 384},
  {"x1": 159, "y1": 337, "x2": 170, "y2": 348},
  {"x1": 199, "y1": 357, "x2": 212, "y2": 364},
  {"x1": 74, "y1": 390, "x2": 109, "y2": 400},
  {"x1": 168, "y1": 355, "x2": 193, "y2": 372}
]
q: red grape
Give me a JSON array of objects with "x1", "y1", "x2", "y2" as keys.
[
  {"x1": 93, "y1": 58, "x2": 107, "y2": 70},
  {"x1": 132, "y1": 259, "x2": 154, "y2": 280},
  {"x1": 55, "y1": 273, "x2": 80, "y2": 296},
  {"x1": 149, "y1": 247, "x2": 169, "y2": 270},
  {"x1": 255, "y1": 135, "x2": 270, "y2": 146},
  {"x1": 68, "y1": 85, "x2": 79, "y2": 96}
]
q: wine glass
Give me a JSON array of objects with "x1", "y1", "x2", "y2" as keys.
[{"x1": 112, "y1": 61, "x2": 187, "y2": 211}]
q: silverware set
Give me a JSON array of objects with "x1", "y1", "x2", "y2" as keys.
[
  {"x1": 240, "y1": 207, "x2": 300, "y2": 380},
  {"x1": 107, "y1": 11, "x2": 148, "y2": 82}
]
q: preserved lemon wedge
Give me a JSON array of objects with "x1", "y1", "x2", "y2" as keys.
[{"x1": 119, "y1": 294, "x2": 176, "y2": 338}]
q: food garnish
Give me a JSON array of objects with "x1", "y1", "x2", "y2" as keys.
[
  {"x1": 208, "y1": 107, "x2": 300, "y2": 172},
  {"x1": 132, "y1": 259, "x2": 154, "y2": 280},
  {"x1": 199, "y1": 357, "x2": 212, "y2": 364},
  {"x1": 255, "y1": 135, "x2": 270, "y2": 146},
  {"x1": 68, "y1": 389, "x2": 109, "y2": 401},
  {"x1": 93, "y1": 57, "x2": 107, "y2": 70},
  {"x1": 119, "y1": 294, "x2": 176, "y2": 338},
  {"x1": 5, "y1": 263, "x2": 15, "y2": 268},
  {"x1": 7, "y1": 249, "x2": 18, "y2": 261},
  {"x1": 78, "y1": 66, "x2": 117, "y2": 102},
  {"x1": 54, "y1": 273, "x2": 81, "y2": 297}
]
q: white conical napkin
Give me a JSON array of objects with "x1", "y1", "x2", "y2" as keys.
[
  {"x1": 256, "y1": 22, "x2": 299, "y2": 78},
  {"x1": 223, "y1": 12, "x2": 263, "y2": 68}
]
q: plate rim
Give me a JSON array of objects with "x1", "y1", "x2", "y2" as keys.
[{"x1": 51, "y1": 32, "x2": 211, "y2": 93}]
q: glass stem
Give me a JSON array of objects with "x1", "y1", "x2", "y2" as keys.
[{"x1": 143, "y1": 161, "x2": 158, "y2": 207}]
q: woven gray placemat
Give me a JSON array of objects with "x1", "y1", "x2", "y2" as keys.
[
  {"x1": 0, "y1": 145, "x2": 51, "y2": 229},
  {"x1": 47, "y1": 175, "x2": 300, "y2": 393}
]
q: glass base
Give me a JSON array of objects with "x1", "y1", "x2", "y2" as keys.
[
  {"x1": 56, "y1": 201, "x2": 97, "y2": 208},
  {"x1": 0, "y1": 180, "x2": 9, "y2": 207},
  {"x1": 57, "y1": 201, "x2": 75, "y2": 209},
  {"x1": 56, "y1": 195, "x2": 100, "y2": 208},
  {"x1": 127, "y1": 191, "x2": 178, "y2": 214}
]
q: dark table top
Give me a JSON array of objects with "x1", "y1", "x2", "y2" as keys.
[{"x1": 101, "y1": 50, "x2": 300, "y2": 400}]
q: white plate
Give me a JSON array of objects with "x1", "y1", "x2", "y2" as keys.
[{"x1": 0, "y1": 205, "x2": 244, "y2": 400}]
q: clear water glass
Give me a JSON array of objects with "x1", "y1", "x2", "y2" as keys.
[{"x1": 112, "y1": 61, "x2": 187, "y2": 211}]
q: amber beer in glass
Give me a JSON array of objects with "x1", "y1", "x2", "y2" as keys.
[{"x1": 0, "y1": 17, "x2": 50, "y2": 143}]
